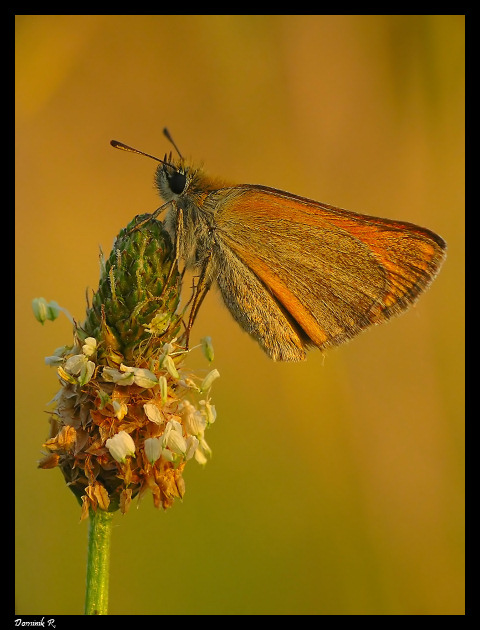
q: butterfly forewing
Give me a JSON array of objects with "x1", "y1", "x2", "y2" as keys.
[{"x1": 215, "y1": 186, "x2": 446, "y2": 349}]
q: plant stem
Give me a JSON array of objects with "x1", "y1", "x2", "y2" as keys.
[{"x1": 84, "y1": 509, "x2": 114, "y2": 615}]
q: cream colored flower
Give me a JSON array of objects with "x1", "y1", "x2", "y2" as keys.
[{"x1": 106, "y1": 431, "x2": 135, "y2": 463}]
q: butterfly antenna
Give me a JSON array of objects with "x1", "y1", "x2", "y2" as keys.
[
  {"x1": 110, "y1": 140, "x2": 176, "y2": 169},
  {"x1": 163, "y1": 127, "x2": 184, "y2": 160}
]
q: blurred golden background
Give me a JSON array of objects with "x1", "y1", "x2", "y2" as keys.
[{"x1": 15, "y1": 15, "x2": 464, "y2": 615}]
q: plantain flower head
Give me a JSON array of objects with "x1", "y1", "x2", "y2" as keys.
[{"x1": 37, "y1": 215, "x2": 219, "y2": 520}]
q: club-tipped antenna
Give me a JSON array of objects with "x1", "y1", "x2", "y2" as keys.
[
  {"x1": 110, "y1": 140, "x2": 177, "y2": 169},
  {"x1": 163, "y1": 127, "x2": 184, "y2": 160}
]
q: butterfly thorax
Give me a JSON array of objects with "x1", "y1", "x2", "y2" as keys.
[{"x1": 155, "y1": 160, "x2": 234, "y2": 269}]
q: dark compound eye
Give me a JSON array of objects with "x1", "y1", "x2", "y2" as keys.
[{"x1": 167, "y1": 171, "x2": 187, "y2": 195}]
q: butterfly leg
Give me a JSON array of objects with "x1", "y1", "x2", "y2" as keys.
[
  {"x1": 161, "y1": 204, "x2": 184, "y2": 292},
  {"x1": 183, "y1": 253, "x2": 213, "y2": 350}
]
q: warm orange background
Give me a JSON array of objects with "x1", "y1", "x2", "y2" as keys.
[{"x1": 15, "y1": 15, "x2": 464, "y2": 615}]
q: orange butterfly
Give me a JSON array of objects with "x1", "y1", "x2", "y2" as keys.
[{"x1": 111, "y1": 130, "x2": 446, "y2": 361}]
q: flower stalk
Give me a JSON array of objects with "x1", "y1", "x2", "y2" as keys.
[{"x1": 84, "y1": 508, "x2": 114, "y2": 615}]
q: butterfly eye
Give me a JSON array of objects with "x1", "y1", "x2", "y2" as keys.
[{"x1": 167, "y1": 171, "x2": 187, "y2": 195}]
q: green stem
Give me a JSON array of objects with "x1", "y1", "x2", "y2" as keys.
[{"x1": 84, "y1": 509, "x2": 114, "y2": 615}]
